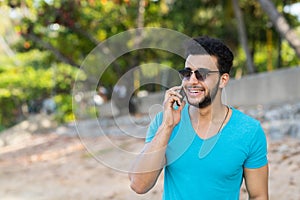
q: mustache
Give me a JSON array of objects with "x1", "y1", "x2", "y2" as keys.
[{"x1": 186, "y1": 86, "x2": 205, "y2": 89}]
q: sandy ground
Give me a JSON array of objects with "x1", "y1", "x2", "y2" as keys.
[
  {"x1": 1, "y1": 117, "x2": 300, "y2": 200},
  {"x1": 0, "y1": 132, "x2": 164, "y2": 200}
]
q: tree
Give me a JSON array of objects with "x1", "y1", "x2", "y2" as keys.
[
  {"x1": 1, "y1": 0, "x2": 299, "y2": 128},
  {"x1": 258, "y1": 0, "x2": 300, "y2": 57},
  {"x1": 232, "y1": 0, "x2": 255, "y2": 74}
]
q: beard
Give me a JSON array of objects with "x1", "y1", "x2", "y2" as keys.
[
  {"x1": 187, "y1": 79, "x2": 220, "y2": 108},
  {"x1": 198, "y1": 81, "x2": 219, "y2": 108}
]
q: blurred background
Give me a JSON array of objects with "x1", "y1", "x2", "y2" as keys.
[
  {"x1": 0, "y1": 0, "x2": 300, "y2": 199},
  {"x1": 0, "y1": 0, "x2": 299, "y2": 130}
]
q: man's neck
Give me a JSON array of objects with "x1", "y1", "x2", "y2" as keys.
[{"x1": 189, "y1": 102, "x2": 227, "y2": 123}]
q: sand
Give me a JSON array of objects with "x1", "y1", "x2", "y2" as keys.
[{"x1": 0, "y1": 116, "x2": 300, "y2": 200}]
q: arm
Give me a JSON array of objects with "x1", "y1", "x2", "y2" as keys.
[
  {"x1": 244, "y1": 164, "x2": 269, "y2": 200},
  {"x1": 128, "y1": 125, "x2": 172, "y2": 194},
  {"x1": 128, "y1": 86, "x2": 185, "y2": 194}
]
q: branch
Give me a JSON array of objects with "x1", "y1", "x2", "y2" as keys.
[{"x1": 24, "y1": 33, "x2": 80, "y2": 68}]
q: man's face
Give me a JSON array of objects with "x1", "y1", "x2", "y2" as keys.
[{"x1": 181, "y1": 55, "x2": 221, "y2": 108}]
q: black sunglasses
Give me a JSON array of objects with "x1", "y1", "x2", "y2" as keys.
[{"x1": 178, "y1": 68, "x2": 220, "y2": 81}]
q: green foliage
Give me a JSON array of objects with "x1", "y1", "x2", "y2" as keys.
[
  {"x1": 0, "y1": 64, "x2": 52, "y2": 128},
  {"x1": 281, "y1": 40, "x2": 299, "y2": 67},
  {"x1": 5, "y1": 0, "x2": 299, "y2": 76},
  {"x1": 54, "y1": 63, "x2": 86, "y2": 93},
  {"x1": 0, "y1": 0, "x2": 299, "y2": 130},
  {"x1": 53, "y1": 94, "x2": 74, "y2": 123},
  {"x1": 0, "y1": 50, "x2": 85, "y2": 129},
  {"x1": 0, "y1": 97, "x2": 19, "y2": 128}
]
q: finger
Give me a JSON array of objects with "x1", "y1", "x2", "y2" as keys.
[
  {"x1": 172, "y1": 96, "x2": 182, "y2": 106},
  {"x1": 164, "y1": 95, "x2": 181, "y2": 108},
  {"x1": 166, "y1": 88, "x2": 183, "y2": 99},
  {"x1": 164, "y1": 86, "x2": 184, "y2": 106},
  {"x1": 167, "y1": 86, "x2": 182, "y2": 92},
  {"x1": 165, "y1": 89, "x2": 176, "y2": 99},
  {"x1": 178, "y1": 100, "x2": 186, "y2": 110}
]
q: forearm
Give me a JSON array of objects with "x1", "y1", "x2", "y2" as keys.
[
  {"x1": 129, "y1": 124, "x2": 173, "y2": 194},
  {"x1": 129, "y1": 86, "x2": 185, "y2": 194}
]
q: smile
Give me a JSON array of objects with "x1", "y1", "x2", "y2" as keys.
[{"x1": 187, "y1": 87, "x2": 205, "y2": 96}]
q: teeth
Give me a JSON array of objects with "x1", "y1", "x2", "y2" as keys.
[{"x1": 188, "y1": 87, "x2": 204, "y2": 93}]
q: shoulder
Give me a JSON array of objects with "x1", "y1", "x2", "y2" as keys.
[
  {"x1": 228, "y1": 107, "x2": 266, "y2": 143},
  {"x1": 231, "y1": 107, "x2": 260, "y2": 127},
  {"x1": 228, "y1": 107, "x2": 268, "y2": 161}
]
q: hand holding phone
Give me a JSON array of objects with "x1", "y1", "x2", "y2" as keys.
[{"x1": 175, "y1": 87, "x2": 185, "y2": 107}]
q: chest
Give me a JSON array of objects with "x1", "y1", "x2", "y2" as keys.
[{"x1": 166, "y1": 133, "x2": 249, "y2": 180}]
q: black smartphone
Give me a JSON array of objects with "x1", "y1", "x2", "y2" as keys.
[{"x1": 175, "y1": 87, "x2": 185, "y2": 106}]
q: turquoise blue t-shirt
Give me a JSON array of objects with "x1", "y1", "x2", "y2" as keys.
[{"x1": 146, "y1": 105, "x2": 268, "y2": 200}]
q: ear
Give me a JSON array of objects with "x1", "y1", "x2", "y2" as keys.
[{"x1": 219, "y1": 73, "x2": 230, "y2": 89}]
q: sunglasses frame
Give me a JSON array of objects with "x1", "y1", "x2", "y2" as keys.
[{"x1": 178, "y1": 67, "x2": 220, "y2": 81}]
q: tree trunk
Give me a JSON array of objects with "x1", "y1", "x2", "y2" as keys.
[
  {"x1": 232, "y1": 0, "x2": 255, "y2": 74},
  {"x1": 258, "y1": 0, "x2": 300, "y2": 58}
]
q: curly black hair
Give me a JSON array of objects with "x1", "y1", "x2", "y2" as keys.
[{"x1": 185, "y1": 36, "x2": 234, "y2": 74}]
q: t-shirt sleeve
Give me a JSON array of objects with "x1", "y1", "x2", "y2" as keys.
[
  {"x1": 244, "y1": 123, "x2": 268, "y2": 168},
  {"x1": 145, "y1": 112, "x2": 163, "y2": 143}
]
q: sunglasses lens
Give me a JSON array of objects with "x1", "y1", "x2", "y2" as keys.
[
  {"x1": 179, "y1": 69, "x2": 191, "y2": 79},
  {"x1": 179, "y1": 68, "x2": 212, "y2": 81},
  {"x1": 195, "y1": 70, "x2": 205, "y2": 81}
]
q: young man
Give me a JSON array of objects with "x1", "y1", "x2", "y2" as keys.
[{"x1": 129, "y1": 36, "x2": 269, "y2": 199}]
